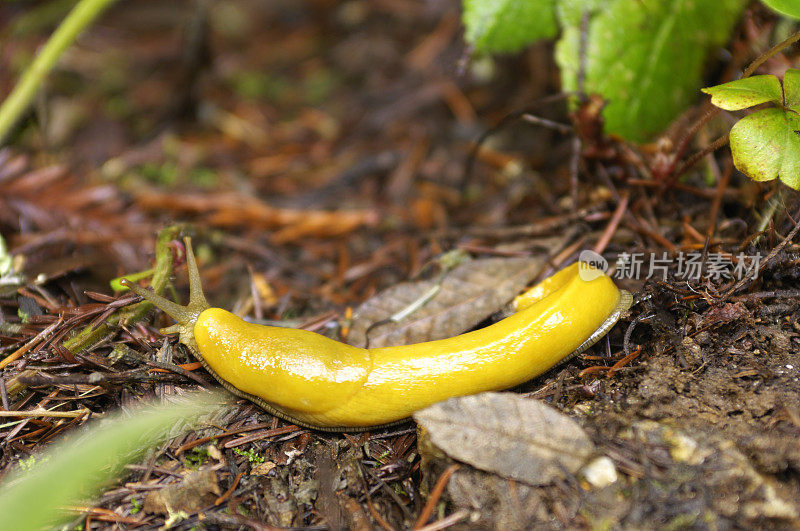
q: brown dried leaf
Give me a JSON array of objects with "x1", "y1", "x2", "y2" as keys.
[
  {"x1": 414, "y1": 393, "x2": 594, "y2": 486},
  {"x1": 251, "y1": 461, "x2": 277, "y2": 475},
  {"x1": 346, "y1": 256, "x2": 543, "y2": 348},
  {"x1": 134, "y1": 188, "x2": 378, "y2": 240},
  {"x1": 143, "y1": 469, "x2": 221, "y2": 515}
]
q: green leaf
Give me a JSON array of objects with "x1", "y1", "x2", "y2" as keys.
[
  {"x1": 556, "y1": 0, "x2": 746, "y2": 141},
  {"x1": 0, "y1": 393, "x2": 225, "y2": 529},
  {"x1": 462, "y1": 0, "x2": 557, "y2": 54},
  {"x1": 783, "y1": 68, "x2": 800, "y2": 112},
  {"x1": 761, "y1": 0, "x2": 800, "y2": 18},
  {"x1": 702, "y1": 75, "x2": 783, "y2": 111},
  {"x1": 729, "y1": 107, "x2": 800, "y2": 188}
]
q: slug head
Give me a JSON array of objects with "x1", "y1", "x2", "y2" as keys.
[{"x1": 121, "y1": 236, "x2": 210, "y2": 352}]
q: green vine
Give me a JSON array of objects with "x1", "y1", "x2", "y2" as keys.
[{"x1": 0, "y1": 0, "x2": 118, "y2": 145}]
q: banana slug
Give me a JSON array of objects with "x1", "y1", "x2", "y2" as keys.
[{"x1": 123, "y1": 238, "x2": 631, "y2": 431}]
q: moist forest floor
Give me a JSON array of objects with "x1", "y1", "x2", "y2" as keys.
[{"x1": 1, "y1": 1, "x2": 799, "y2": 529}]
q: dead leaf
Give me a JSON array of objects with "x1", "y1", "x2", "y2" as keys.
[
  {"x1": 251, "y1": 461, "x2": 277, "y2": 475},
  {"x1": 143, "y1": 469, "x2": 221, "y2": 515},
  {"x1": 134, "y1": 188, "x2": 378, "y2": 241},
  {"x1": 346, "y1": 256, "x2": 543, "y2": 348},
  {"x1": 414, "y1": 392, "x2": 594, "y2": 486},
  {"x1": 699, "y1": 302, "x2": 750, "y2": 328}
]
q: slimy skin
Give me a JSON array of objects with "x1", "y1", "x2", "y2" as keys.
[{"x1": 124, "y1": 238, "x2": 631, "y2": 431}]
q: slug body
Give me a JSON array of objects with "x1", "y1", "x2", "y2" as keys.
[{"x1": 125, "y1": 239, "x2": 631, "y2": 431}]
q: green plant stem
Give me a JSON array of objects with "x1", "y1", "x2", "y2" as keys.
[
  {"x1": 110, "y1": 268, "x2": 156, "y2": 292},
  {"x1": 6, "y1": 226, "x2": 182, "y2": 400},
  {"x1": 741, "y1": 28, "x2": 800, "y2": 79},
  {"x1": 752, "y1": 187, "x2": 786, "y2": 246},
  {"x1": 672, "y1": 132, "x2": 730, "y2": 181},
  {"x1": 0, "y1": 0, "x2": 118, "y2": 145},
  {"x1": 62, "y1": 225, "x2": 181, "y2": 354}
]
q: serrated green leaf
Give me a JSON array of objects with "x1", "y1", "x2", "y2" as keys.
[
  {"x1": 556, "y1": 0, "x2": 746, "y2": 141},
  {"x1": 463, "y1": 0, "x2": 557, "y2": 54},
  {"x1": 729, "y1": 107, "x2": 800, "y2": 188},
  {"x1": 783, "y1": 69, "x2": 800, "y2": 112},
  {"x1": 761, "y1": 0, "x2": 800, "y2": 18},
  {"x1": 702, "y1": 75, "x2": 783, "y2": 111}
]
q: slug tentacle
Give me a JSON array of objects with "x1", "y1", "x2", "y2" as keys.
[
  {"x1": 121, "y1": 236, "x2": 210, "y2": 350},
  {"x1": 123, "y1": 281, "x2": 191, "y2": 324},
  {"x1": 184, "y1": 236, "x2": 209, "y2": 311}
]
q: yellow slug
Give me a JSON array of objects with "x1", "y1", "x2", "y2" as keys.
[{"x1": 123, "y1": 238, "x2": 631, "y2": 431}]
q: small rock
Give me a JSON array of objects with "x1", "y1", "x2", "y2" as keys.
[{"x1": 581, "y1": 456, "x2": 618, "y2": 488}]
